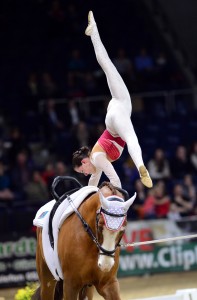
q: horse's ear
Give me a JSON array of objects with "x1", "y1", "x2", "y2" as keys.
[
  {"x1": 99, "y1": 191, "x2": 110, "y2": 209},
  {"x1": 123, "y1": 192, "x2": 137, "y2": 211}
]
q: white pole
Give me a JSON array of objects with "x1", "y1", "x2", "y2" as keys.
[{"x1": 120, "y1": 233, "x2": 197, "y2": 248}]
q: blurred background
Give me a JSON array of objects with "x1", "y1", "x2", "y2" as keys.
[{"x1": 0, "y1": 0, "x2": 197, "y2": 295}]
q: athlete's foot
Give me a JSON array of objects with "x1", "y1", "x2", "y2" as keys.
[
  {"x1": 85, "y1": 10, "x2": 96, "y2": 36},
  {"x1": 139, "y1": 165, "x2": 153, "y2": 188}
]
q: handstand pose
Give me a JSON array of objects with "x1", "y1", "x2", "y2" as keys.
[{"x1": 72, "y1": 11, "x2": 153, "y2": 189}]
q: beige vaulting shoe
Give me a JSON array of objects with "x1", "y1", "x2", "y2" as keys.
[
  {"x1": 139, "y1": 165, "x2": 153, "y2": 188},
  {"x1": 85, "y1": 10, "x2": 96, "y2": 36}
]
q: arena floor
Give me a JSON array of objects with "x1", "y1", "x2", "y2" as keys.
[{"x1": 1, "y1": 270, "x2": 197, "y2": 300}]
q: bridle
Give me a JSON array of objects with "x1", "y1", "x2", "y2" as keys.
[
  {"x1": 51, "y1": 176, "x2": 129, "y2": 257},
  {"x1": 67, "y1": 194, "x2": 126, "y2": 257}
]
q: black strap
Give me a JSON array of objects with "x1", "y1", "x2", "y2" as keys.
[
  {"x1": 48, "y1": 193, "x2": 67, "y2": 249},
  {"x1": 67, "y1": 195, "x2": 120, "y2": 256},
  {"x1": 49, "y1": 176, "x2": 83, "y2": 248},
  {"x1": 100, "y1": 207, "x2": 126, "y2": 217}
]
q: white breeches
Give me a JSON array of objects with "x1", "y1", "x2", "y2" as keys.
[{"x1": 90, "y1": 23, "x2": 144, "y2": 169}]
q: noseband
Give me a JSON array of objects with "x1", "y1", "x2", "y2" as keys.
[{"x1": 67, "y1": 195, "x2": 126, "y2": 257}]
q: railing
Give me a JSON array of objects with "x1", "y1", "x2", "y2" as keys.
[{"x1": 38, "y1": 88, "x2": 197, "y2": 118}]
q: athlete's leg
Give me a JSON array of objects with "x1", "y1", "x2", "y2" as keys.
[
  {"x1": 106, "y1": 107, "x2": 143, "y2": 167},
  {"x1": 85, "y1": 11, "x2": 131, "y2": 106},
  {"x1": 106, "y1": 107, "x2": 153, "y2": 188}
]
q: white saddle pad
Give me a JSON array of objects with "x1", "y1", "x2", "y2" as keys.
[{"x1": 33, "y1": 186, "x2": 98, "y2": 280}]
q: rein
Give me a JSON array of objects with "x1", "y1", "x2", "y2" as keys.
[{"x1": 67, "y1": 195, "x2": 124, "y2": 257}]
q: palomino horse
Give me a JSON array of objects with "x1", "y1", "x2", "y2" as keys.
[{"x1": 33, "y1": 178, "x2": 136, "y2": 300}]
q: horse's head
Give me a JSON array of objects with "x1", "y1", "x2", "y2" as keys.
[{"x1": 97, "y1": 190, "x2": 136, "y2": 272}]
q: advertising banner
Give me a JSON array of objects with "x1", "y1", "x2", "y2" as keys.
[
  {"x1": 0, "y1": 217, "x2": 197, "y2": 287},
  {"x1": 0, "y1": 233, "x2": 38, "y2": 288},
  {"x1": 119, "y1": 243, "x2": 197, "y2": 276},
  {"x1": 118, "y1": 217, "x2": 197, "y2": 276}
]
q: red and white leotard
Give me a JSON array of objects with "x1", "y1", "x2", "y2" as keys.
[
  {"x1": 98, "y1": 129, "x2": 125, "y2": 161},
  {"x1": 88, "y1": 130, "x2": 125, "y2": 187}
]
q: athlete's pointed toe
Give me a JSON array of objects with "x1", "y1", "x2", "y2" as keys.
[
  {"x1": 85, "y1": 10, "x2": 96, "y2": 36},
  {"x1": 139, "y1": 165, "x2": 153, "y2": 188}
]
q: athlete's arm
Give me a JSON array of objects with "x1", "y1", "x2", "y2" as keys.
[
  {"x1": 88, "y1": 169, "x2": 102, "y2": 187},
  {"x1": 89, "y1": 152, "x2": 121, "y2": 187}
]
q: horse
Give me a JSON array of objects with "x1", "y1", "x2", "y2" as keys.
[{"x1": 32, "y1": 178, "x2": 136, "y2": 300}]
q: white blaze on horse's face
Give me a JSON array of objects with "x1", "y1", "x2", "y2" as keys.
[{"x1": 98, "y1": 191, "x2": 136, "y2": 272}]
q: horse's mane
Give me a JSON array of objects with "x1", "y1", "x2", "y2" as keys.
[
  {"x1": 98, "y1": 181, "x2": 118, "y2": 194},
  {"x1": 99, "y1": 181, "x2": 128, "y2": 200},
  {"x1": 80, "y1": 182, "x2": 119, "y2": 208}
]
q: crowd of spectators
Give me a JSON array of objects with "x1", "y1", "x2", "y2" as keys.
[
  {"x1": 128, "y1": 145, "x2": 197, "y2": 221},
  {"x1": 0, "y1": 0, "x2": 197, "y2": 233},
  {"x1": 0, "y1": 96, "x2": 196, "y2": 232}
]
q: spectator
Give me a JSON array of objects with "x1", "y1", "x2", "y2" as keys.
[
  {"x1": 7, "y1": 127, "x2": 31, "y2": 167},
  {"x1": 170, "y1": 145, "x2": 192, "y2": 180},
  {"x1": 147, "y1": 148, "x2": 171, "y2": 183},
  {"x1": 65, "y1": 99, "x2": 81, "y2": 131},
  {"x1": 67, "y1": 49, "x2": 87, "y2": 73},
  {"x1": 24, "y1": 169, "x2": 49, "y2": 205},
  {"x1": 134, "y1": 47, "x2": 154, "y2": 72},
  {"x1": 182, "y1": 174, "x2": 196, "y2": 204},
  {"x1": 40, "y1": 72, "x2": 58, "y2": 99},
  {"x1": 26, "y1": 72, "x2": 39, "y2": 99},
  {"x1": 75, "y1": 121, "x2": 90, "y2": 148},
  {"x1": 41, "y1": 162, "x2": 55, "y2": 191},
  {"x1": 40, "y1": 98, "x2": 65, "y2": 147},
  {"x1": 9, "y1": 150, "x2": 34, "y2": 200},
  {"x1": 154, "y1": 51, "x2": 171, "y2": 89},
  {"x1": 122, "y1": 157, "x2": 139, "y2": 192},
  {"x1": 83, "y1": 72, "x2": 98, "y2": 96},
  {"x1": 0, "y1": 113, "x2": 6, "y2": 139},
  {"x1": 64, "y1": 72, "x2": 85, "y2": 98},
  {"x1": 139, "y1": 189, "x2": 156, "y2": 220},
  {"x1": 140, "y1": 180, "x2": 170, "y2": 219},
  {"x1": 190, "y1": 141, "x2": 197, "y2": 174},
  {"x1": 53, "y1": 161, "x2": 74, "y2": 197},
  {"x1": 134, "y1": 47, "x2": 155, "y2": 91},
  {"x1": 129, "y1": 179, "x2": 147, "y2": 220},
  {"x1": 113, "y1": 47, "x2": 133, "y2": 85},
  {"x1": 0, "y1": 161, "x2": 14, "y2": 202},
  {"x1": 0, "y1": 139, "x2": 8, "y2": 164},
  {"x1": 154, "y1": 180, "x2": 171, "y2": 219},
  {"x1": 24, "y1": 72, "x2": 40, "y2": 112},
  {"x1": 168, "y1": 183, "x2": 193, "y2": 219}
]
